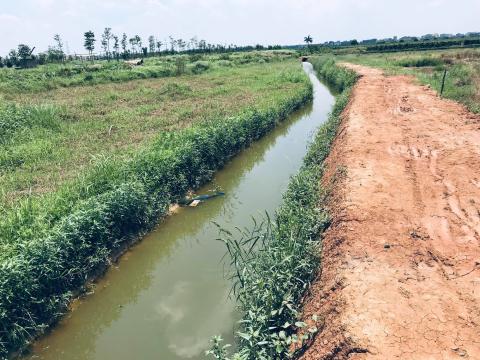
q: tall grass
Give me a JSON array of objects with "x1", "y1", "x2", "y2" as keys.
[
  {"x1": 312, "y1": 57, "x2": 357, "y2": 92},
  {"x1": 208, "y1": 58, "x2": 357, "y2": 359},
  {"x1": 0, "y1": 104, "x2": 60, "y2": 146},
  {"x1": 394, "y1": 57, "x2": 444, "y2": 67},
  {"x1": 415, "y1": 63, "x2": 480, "y2": 113},
  {"x1": 0, "y1": 104, "x2": 62, "y2": 173},
  {"x1": 0, "y1": 67, "x2": 312, "y2": 358}
]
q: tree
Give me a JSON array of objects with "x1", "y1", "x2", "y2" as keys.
[
  {"x1": 129, "y1": 37, "x2": 136, "y2": 54},
  {"x1": 177, "y1": 38, "x2": 186, "y2": 52},
  {"x1": 156, "y1": 40, "x2": 163, "y2": 55},
  {"x1": 54, "y1": 34, "x2": 64, "y2": 53},
  {"x1": 190, "y1": 36, "x2": 198, "y2": 50},
  {"x1": 53, "y1": 34, "x2": 65, "y2": 61},
  {"x1": 101, "y1": 27, "x2": 112, "y2": 59},
  {"x1": 46, "y1": 46, "x2": 63, "y2": 62},
  {"x1": 8, "y1": 49, "x2": 18, "y2": 66},
  {"x1": 84, "y1": 31, "x2": 96, "y2": 58},
  {"x1": 129, "y1": 35, "x2": 142, "y2": 55},
  {"x1": 304, "y1": 35, "x2": 313, "y2": 53},
  {"x1": 148, "y1": 35, "x2": 155, "y2": 54},
  {"x1": 17, "y1": 44, "x2": 32, "y2": 60},
  {"x1": 169, "y1": 36, "x2": 176, "y2": 52},
  {"x1": 113, "y1": 35, "x2": 119, "y2": 59},
  {"x1": 121, "y1": 33, "x2": 128, "y2": 56}
]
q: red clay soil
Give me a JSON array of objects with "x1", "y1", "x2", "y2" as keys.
[{"x1": 300, "y1": 64, "x2": 480, "y2": 359}]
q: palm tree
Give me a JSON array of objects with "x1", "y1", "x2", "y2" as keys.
[{"x1": 304, "y1": 35, "x2": 313, "y2": 46}]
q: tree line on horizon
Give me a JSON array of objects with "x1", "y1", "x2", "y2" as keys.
[
  {"x1": 2, "y1": 29, "x2": 480, "y2": 68},
  {"x1": 0, "y1": 29, "x2": 283, "y2": 68}
]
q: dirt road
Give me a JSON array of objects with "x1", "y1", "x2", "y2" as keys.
[{"x1": 301, "y1": 64, "x2": 480, "y2": 359}]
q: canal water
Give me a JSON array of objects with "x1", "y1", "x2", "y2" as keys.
[{"x1": 25, "y1": 63, "x2": 335, "y2": 360}]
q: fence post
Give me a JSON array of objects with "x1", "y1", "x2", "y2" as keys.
[{"x1": 440, "y1": 69, "x2": 447, "y2": 96}]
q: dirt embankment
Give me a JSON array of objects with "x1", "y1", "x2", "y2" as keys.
[{"x1": 301, "y1": 64, "x2": 480, "y2": 359}]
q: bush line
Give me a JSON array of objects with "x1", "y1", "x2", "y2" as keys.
[
  {"x1": 0, "y1": 70, "x2": 312, "y2": 358},
  {"x1": 207, "y1": 57, "x2": 358, "y2": 359}
]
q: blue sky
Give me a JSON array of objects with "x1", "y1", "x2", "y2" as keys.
[{"x1": 1, "y1": 0, "x2": 479, "y2": 54}]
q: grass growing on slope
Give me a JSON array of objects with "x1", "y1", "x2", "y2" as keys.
[
  {"x1": 338, "y1": 48, "x2": 480, "y2": 113},
  {"x1": 207, "y1": 57, "x2": 357, "y2": 359},
  {"x1": 0, "y1": 60, "x2": 311, "y2": 358}
]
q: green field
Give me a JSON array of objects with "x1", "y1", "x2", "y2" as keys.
[{"x1": 0, "y1": 52, "x2": 302, "y2": 209}]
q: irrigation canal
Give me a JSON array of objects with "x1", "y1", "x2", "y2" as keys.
[{"x1": 24, "y1": 63, "x2": 335, "y2": 360}]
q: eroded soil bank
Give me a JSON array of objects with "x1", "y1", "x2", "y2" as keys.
[{"x1": 301, "y1": 64, "x2": 480, "y2": 359}]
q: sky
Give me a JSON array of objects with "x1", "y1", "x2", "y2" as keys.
[{"x1": 0, "y1": 0, "x2": 479, "y2": 55}]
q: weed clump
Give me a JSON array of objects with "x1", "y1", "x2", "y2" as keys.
[
  {"x1": 395, "y1": 57, "x2": 444, "y2": 67},
  {"x1": 191, "y1": 61, "x2": 210, "y2": 74}
]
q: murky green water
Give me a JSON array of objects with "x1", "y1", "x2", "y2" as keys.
[{"x1": 24, "y1": 64, "x2": 334, "y2": 360}]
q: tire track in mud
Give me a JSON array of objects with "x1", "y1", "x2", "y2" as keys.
[{"x1": 301, "y1": 64, "x2": 480, "y2": 359}]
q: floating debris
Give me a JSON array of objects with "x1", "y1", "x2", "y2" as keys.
[
  {"x1": 180, "y1": 191, "x2": 225, "y2": 207},
  {"x1": 189, "y1": 200, "x2": 201, "y2": 207}
]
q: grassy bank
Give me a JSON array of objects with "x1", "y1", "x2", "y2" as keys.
[
  {"x1": 338, "y1": 48, "x2": 480, "y2": 113},
  {"x1": 208, "y1": 58, "x2": 357, "y2": 359},
  {"x1": 0, "y1": 59, "x2": 311, "y2": 358}
]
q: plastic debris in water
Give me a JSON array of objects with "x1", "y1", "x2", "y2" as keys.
[
  {"x1": 180, "y1": 191, "x2": 225, "y2": 207},
  {"x1": 189, "y1": 200, "x2": 201, "y2": 207}
]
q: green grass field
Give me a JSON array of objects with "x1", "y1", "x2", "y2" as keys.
[
  {"x1": 0, "y1": 50, "x2": 297, "y2": 93},
  {"x1": 0, "y1": 54, "x2": 301, "y2": 209}
]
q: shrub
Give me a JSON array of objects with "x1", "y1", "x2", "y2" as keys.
[{"x1": 191, "y1": 61, "x2": 210, "y2": 74}]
